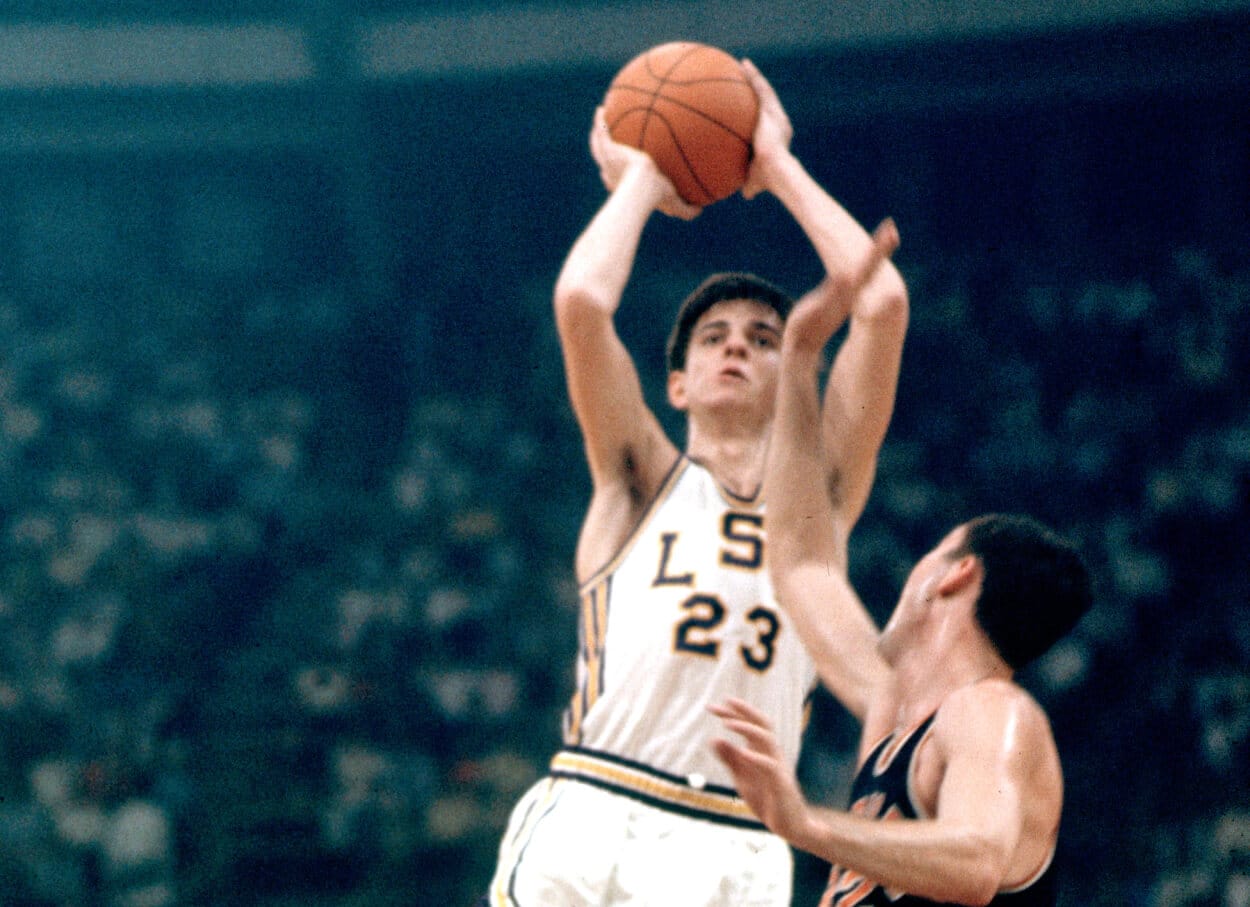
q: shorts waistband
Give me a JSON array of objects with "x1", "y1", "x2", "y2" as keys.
[{"x1": 549, "y1": 747, "x2": 766, "y2": 831}]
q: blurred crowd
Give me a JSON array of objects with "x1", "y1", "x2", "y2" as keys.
[{"x1": 0, "y1": 229, "x2": 1245, "y2": 907}]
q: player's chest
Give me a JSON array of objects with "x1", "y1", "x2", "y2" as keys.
[
  {"x1": 642, "y1": 506, "x2": 767, "y2": 584},
  {"x1": 610, "y1": 505, "x2": 786, "y2": 668}
]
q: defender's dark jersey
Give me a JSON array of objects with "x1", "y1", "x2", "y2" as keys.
[{"x1": 819, "y1": 712, "x2": 1057, "y2": 907}]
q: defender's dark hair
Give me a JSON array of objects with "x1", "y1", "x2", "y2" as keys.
[
  {"x1": 954, "y1": 513, "x2": 1092, "y2": 671},
  {"x1": 665, "y1": 272, "x2": 794, "y2": 373}
]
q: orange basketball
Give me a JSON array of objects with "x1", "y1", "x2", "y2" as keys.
[{"x1": 602, "y1": 42, "x2": 759, "y2": 207}]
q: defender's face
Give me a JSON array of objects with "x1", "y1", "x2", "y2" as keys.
[
  {"x1": 668, "y1": 299, "x2": 783, "y2": 417},
  {"x1": 879, "y1": 524, "x2": 971, "y2": 662}
]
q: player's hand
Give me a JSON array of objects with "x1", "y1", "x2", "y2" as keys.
[
  {"x1": 786, "y1": 218, "x2": 901, "y2": 351},
  {"x1": 590, "y1": 108, "x2": 701, "y2": 220},
  {"x1": 739, "y1": 59, "x2": 794, "y2": 200},
  {"x1": 589, "y1": 106, "x2": 649, "y2": 191},
  {"x1": 710, "y1": 698, "x2": 810, "y2": 841}
]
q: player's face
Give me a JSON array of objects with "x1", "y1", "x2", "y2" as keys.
[
  {"x1": 879, "y1": 524, "x2": 970, "y2": 663},
  {"x1": 668, "y1": 299, "x2": 783, "y2": 419}
]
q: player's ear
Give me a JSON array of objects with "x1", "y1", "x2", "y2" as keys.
[
  {"x1": 667, "y1": 369, "x2": 689, "y2": 411},
  {"x1": 936, "y1": 554, "x2": 981, "y2": 598}
]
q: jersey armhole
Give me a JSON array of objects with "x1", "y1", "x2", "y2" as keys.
[{"x1": 578, "y1": 453, "x2": 688, "y2": 592}]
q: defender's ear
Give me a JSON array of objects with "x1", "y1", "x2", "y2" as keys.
[{"x1": 936, "y1": 554, "x2": 981, "y2": 597}]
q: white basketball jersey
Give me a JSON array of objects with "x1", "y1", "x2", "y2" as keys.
[{"x1": 556, "y1": 456, "x2": 818, "y2": 824}]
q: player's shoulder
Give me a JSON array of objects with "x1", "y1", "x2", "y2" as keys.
[
  {"x1": 941, "y1": 676, "x2": 1048, "y2": 718},
  {"x1": 934, "y1": 678, "x2": 1054, "y2": 746}
]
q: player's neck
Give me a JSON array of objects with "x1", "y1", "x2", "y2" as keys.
[
  {"x1": 685, "y1": 422, "x2": 768, "y2": 500},
  {"x1": 888, "y1": 642, "x2": 1009, "y2": 731}
]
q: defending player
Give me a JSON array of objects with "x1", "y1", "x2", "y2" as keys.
[
  {"x1": 710, "y1": 228, "x2": 1092, "y2": 905},
  {"x1": 482, "y1": 60, "x2": 908, "y2": 906}
]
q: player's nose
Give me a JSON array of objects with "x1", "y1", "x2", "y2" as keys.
[{"x1": 724, "y1": 332, "x2": 749, "y2": 356}]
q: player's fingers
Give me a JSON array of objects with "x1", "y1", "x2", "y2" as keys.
[
  {"x1": 722, "y1": 741, "x2": 780, "y2": 782},
  {"x1": 740, "y1": 58, "x2": 773, "y2": 100},
  {"x1": 872, "y1": 217, "x2": 900, "y2": 257},
  {"x1": 846, "y1": 217, "x2": 900, "y2": 290},
  {"x1": 710, "y1": 701, "x2": 759, "y2": 734},
  {"x1": 741, "y1": 177, "x2": 764, "y2": 200},
  {"x1": 713, "y1": 737, "x2": 777, "y2": 780},
  {"x1": 720, "y1": 717, "x2": 783, "y2": 755},
  {"x1": 712, "y1": 739, "x2": 747, "y2": 773},
  {"x1": 720, "y1": 697, "x2": 775, "y2": 730},
  {"x1": 664, "y1": 197, "x2": 702, "y2": 221},
  {"x1": 708, "y1": 702, "x2": 743, "y2": 730},
  {"x1": 711, "y1": 698, "x2": 772, "y2": 732}
]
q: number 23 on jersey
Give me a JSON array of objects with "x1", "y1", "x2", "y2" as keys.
[{"x1": 656, "y1": 513, "x2": 781, "y2": 672}]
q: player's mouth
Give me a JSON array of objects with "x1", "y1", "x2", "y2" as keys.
[{"x1": 719, "y1": 365, "x2": 748, "y2": 381}]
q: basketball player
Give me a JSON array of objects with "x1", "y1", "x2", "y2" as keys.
[
  {"x1": 482, "y1": 60, "x2": 908, "y2": 906},
  {"x1": 710, "y1": 229, "x2": 1092, "y2": 906}
]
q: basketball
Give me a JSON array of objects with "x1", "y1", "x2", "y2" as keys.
[{"x1": 602, "y1": 42, "x2": 759, "y2": 207}]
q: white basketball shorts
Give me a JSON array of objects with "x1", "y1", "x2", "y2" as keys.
[{"x1": 484, "y1": 775, "x2": 793, "y2": 907}]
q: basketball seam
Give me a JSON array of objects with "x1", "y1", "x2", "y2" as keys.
[
  {"x1": 603, "y1": 87, "x2": 755, "y2": 144},
  {"x1": 650, "y1": 116, "x2": 714, "y2": 205},
  {"x1": 638, "y1": 43, "x2": 705, "y2": 155}
]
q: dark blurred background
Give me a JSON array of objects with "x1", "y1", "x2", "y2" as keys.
[{"x1": 0, "y1": 1, "x2": 1246, "y2": 905}]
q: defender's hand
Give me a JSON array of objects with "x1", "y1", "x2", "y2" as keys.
[{"x1": 710, "y1": 698, "x2": 811, "y2": 841}]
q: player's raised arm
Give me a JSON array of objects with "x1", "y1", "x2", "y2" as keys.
[
  {"x1": 553, "y1": 110, "x2": 697, "y2": 577},
  {"x1": 741, "y1": 59, "x2": 909, "y2": 531},
  {"x1": 762, "y1": 221, "x2": 899, "y2": 721}
]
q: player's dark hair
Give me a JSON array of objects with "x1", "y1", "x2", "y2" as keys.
[
  {"x1": 954, "y1": 513, "x2": 1092, "y2": 671},
  {"x1": 665, "y1": 272, "x2": 794, "y2": 372}
]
